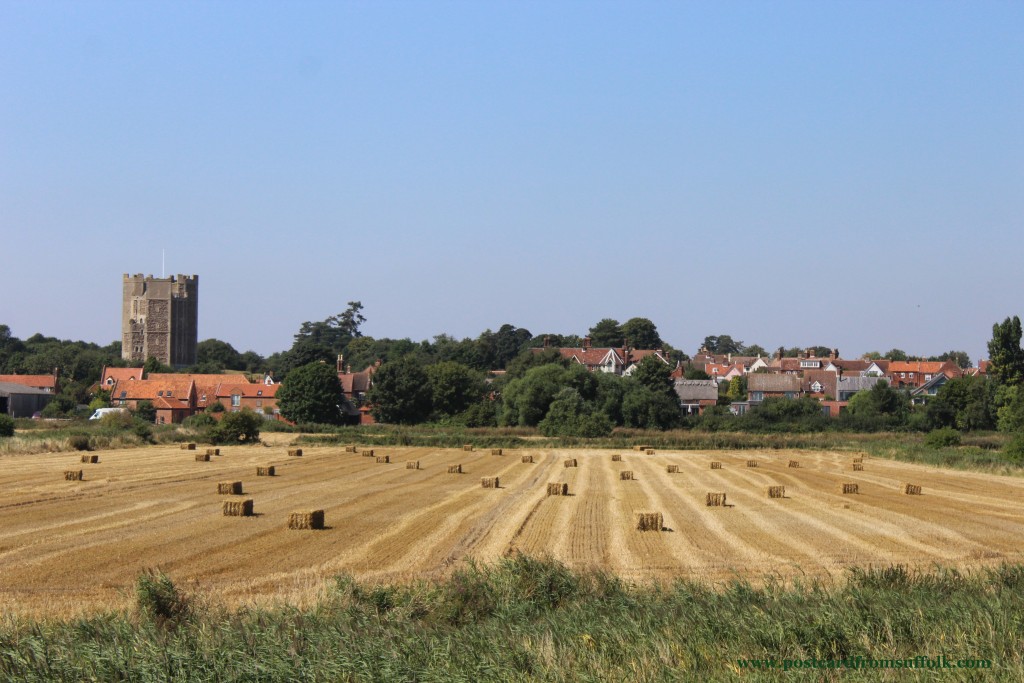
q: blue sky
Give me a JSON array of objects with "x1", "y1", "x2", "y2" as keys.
[{"x1": 2, "y1": 1, "x2": 1022, "y2": 363}]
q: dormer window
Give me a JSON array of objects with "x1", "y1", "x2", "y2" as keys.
[
  {"x1": 167, "y1": 390, "x2": 173, "y2": 397},
  {"x1": 120, "y1": 391, "x2": 127, "y2": 399},
  {"x1": 257, "y1": 390, "x2": 263, "y2": 396},
  {"x1": 157, "y1": 391, "x2": 164, "y2": 397}
]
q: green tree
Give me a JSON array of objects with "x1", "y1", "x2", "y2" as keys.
[
  {"x1": 425, "y1": 361, "x2": 486, "y2": 417},
  {"x1": 929, "y1": 350, "x2": 972, "y2": 369},
  {"x1": 195, "y1": 339, "x2": 245, "y2": 371},
  {"x1": 500, "y1": 363, "x2": 597, "y2": 427},
  {"x1": 621, "y1": 318, "x2": 663, "y2": 350},
  {"x1": 741, "y1": 344, "x2": 767, "y2": 357},
  {"x1": 0, "y1": 414, "x2": 14, "y2": 437},
  {"x1": 134, "y1": 400, "x2": 157, "y2": 423},
  {"x1": 988, "y1": 316, "x2": 1024, "y2": 388},
  {"x1": 926, "y1": 376, "x2": 995, "y2": 431},
  {"x1": 537, "y1": 388, "x2": 613, "y2": 437},
  {"x1": 846, "y1": 381, "x2": 909, "y2": 422},
  {"x1": 726, "y1": 376, "x2": 747, "y2": 402},
  {"x1": 209, "y1": 409, "x2": 262, "y2": 444},
  {"x1": 621, "y1": 384, "x2": 679, "y2": 430},
  {"x1": 702, "y1": 335, "x2": 743, "y2": 355},
  {"x1": 144, "y1": 356, "x2": 173, "y2": 375},
  {"x1": 884, "y1": 349, "x2": 909, "y2": 361},
  {"x1": 630, "y1": 356, "x2": 675, "y2": 398},
  {"x1": 476, "y1": 324, "x2": 532, "y2": 370},
  {"x1": 588, "y1": 319, "x2": 623, "y2": 347},
  {"x1": 367, "y1": 357, "x2": 433, "y2": 424},
  {"x1": 277, "y1": 362, "x2": 344, "y2": 425}
]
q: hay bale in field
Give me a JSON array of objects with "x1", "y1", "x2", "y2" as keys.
[
  {"x1": 666, "y1": 465, "x2": 679, "y2": 473},
  {"x1": 223, "y1": 499, "x2": 254, "y2": 517},
  {"x1": 766, "y1": 486, "x2": 785, "y2": 499},
  {"x1": 195, "y1": 453, "x2": 210, "y2": 462},
  {"x1": 705, "y1": 492, "x2": 726, "y2": 506},
  {"x1": 521, "y1": 455, "x2": 534, "y2": 463},
  {"x1": 788, "y1": 460, "x2": 800, "y2": 468},
  {"x1": 80, "y1": 454, "x2": 99, "y2": 464},
  {"x1": 376, "y1": 455, "x2": 390, "y2": 464},
  {"x1": 611, "y1": 454, "x2": 622, "y2": 462},
  {"x1": 490, "y1": 448, "x2": 502, "y2": 456},
  {"x1": 288, "y1": 510, "x2": 325, "y2": 530},
  {"x1": 344, "y1": 445, "x2": 357, "y2": 453},
  {"x1": 841, "y1": 483, "x2": 859, "y2": 494},
  {"x1": 852, "y1": 463, "x2": 864, "y2": 471},
  {"x1": 546, "y1": 482, "x2": 569, "y2": 496},
  {"x1": 361, "y1": 449, "x2": 375, "y2": 457},
  {"x1": 256, "y1": 466, "x2": 275, "y2": 476},
  {"x1": 636, "y1": 512, "x2": 663, "y2": 531},
  {"x1": 853, "y1": 456, "x2": 864, "y2": 463},
  {"x1": 206, "y1": 448, "x2": 220, "y2": 456},
  {"x1": 64, "y1": 470, "x2": 83, "y2": 481},
  {"x1": 447, "y1": 464, "x2": 463, "y2": 474},
  {"x1": 746, "y1": 460, "x2": 758, "y2": 468},
  {"x1": 563, "y1": 458, "x2": 577, "y2": 468},
  {"x1": 406, "y1": 461, "x2": 420, "y2": 470},
  {"x1": 463, "y1": 444, "x2": 474, "y2": 452},
  {"x1": 619, "y1": 470, "x2": 634, "y2": 480},
  {"x1": 710, "y1": 461, "x2": 722, "y2": 469},
  {"x1": 904, "y1": 483, "x2": 922, "y2": 495},
  {"x1": 181, "y1": 443, "x2": 196, "y2": 450},
  {"x1": 481, "y1": 477, "x2": 499, "y2": 489},
  {"x1": 288, "y1": 448, "x2": 303, "y2": 457},
  {"x1": 217, "y1": 481, "x2": 243, "y2": 495},
  {"x1": 645, "y1": 449, "x2": 655, "y2": 455},
  {"x1": 633, "y1": 445, "x2": 652, "y2": 452}
]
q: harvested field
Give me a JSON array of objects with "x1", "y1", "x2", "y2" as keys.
[{"x1": 3, "y1": 444, "x2": 1024, "y2": 618}]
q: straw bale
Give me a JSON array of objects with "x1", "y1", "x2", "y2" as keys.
[
  {"x1": 206, "y1": 448, "x2": 220, "y2": 456},
  {"x1": 746, "y1": 460, "x2": 758, "y2": 468},
  {"x1": 256, "y1": 466, "x2": 275, "y2": 476},
  {"x1": 288, "y1": 510, "x2": 325, "y2": 530},
  {"x1": 490, "y1": 448, "x2": 502, "y2": 456},
  {"x1": 288, "y1": 448, "x2": 303, "y2": 457},
  {"x1": 463, "y1": 444, "x2": 474, "y2": 452},
  {"x1": 563, "y1": 458, "x2": 577, "y2": 468},
  {"x1": 636, "y1": 512, "x2": 663, "y2": 531},
  {"x1": 376, "y1": 455, "x2": 390, "y2": 463},
  {"x1": 788, "y1": 460, "x2": 800, "y2": 468},
  {"x1": 447, "y1": 464, "x2": 463, "y2": 474},
  {"x1": 619, "y1": 470, "x2": 634, "y2": 480},
  {"x1": 766, "y1": 486, "x2": 785, "y2": 499},
  {"x1": 406, "y1": 461, "x2": 420, "y2": 469},
  {"x1": 223, "y1": 499, "x2": 254, "y2": 517},
  {"x1": 195, "y1": 453, "x2": 210, "y2": 462},
  {"x1": 546, "y1": 482, "x2": 568, "y2": 496},
  {"x1": 521, "y1": 455, "x2": 534, "y2": 463},
  {"x1": 64, "y1": 470, "x2": 83, "y2": 481},
  {"x1": 705, "y1": 492, "x2": 726, "y2": 506},
  {"x1": 481, "y1": 477, "x2": 499, "y2": 488},
  {"x1": 841, "y1": 483, "x2": 859, "y2": 494},
  {"x1": 217, "y1": 481, "x2": 243, "y2": 495},
  {"x1": 666, "y1": 465, "x2": 679, "y2": 473},
  {"x1": 904, "y1": 483, "x2": 922, "y2": 495},
  {"x1": 710, "y1": 461, "x2": 722, "y2": 469},
  {"x1": 80, "y1": 454, "x2": 99, "y2": 464},
  {"x1": 611, "y1": 454, "x2": 622, "y2": 462}
]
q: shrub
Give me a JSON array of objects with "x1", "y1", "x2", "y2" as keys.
[
  {"x1": 925, "y1": 427, "x2": 962, "y2": 449},
  {"x1": 133, "y1": 400, "x2": 156, "y2": 423},
  {"x1": 183, "y1": 412, "x2": 216, "y2": 429},
  {"x1": 1004, "y1": 433, "x2": 1024, "y2": 464},
  {"x1": 208, "y1": 401, "x2": 226, "y2": 413},
  {"x1": 0, "y1": 414, "x2": 13, "y2": 438},
  {"x1": 68, "y1": 435, "x2": 91, "y2": 451},
  {"x1": 135, "y1": 569, "x2": 189, "y2": 625},
  {"x1": 209, "y1": 409, "x2": 261, "y2": 444}
]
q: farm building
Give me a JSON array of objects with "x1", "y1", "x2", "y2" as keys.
[{"x1": 0, "y1": 382, "x2": 53, "y2": 418}]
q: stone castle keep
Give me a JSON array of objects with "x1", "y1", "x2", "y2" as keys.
[{"x1": 121, "y1": 274, "x2": 198, "y2": 368}]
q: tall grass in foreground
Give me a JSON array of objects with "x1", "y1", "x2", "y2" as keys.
[{"x1": 2, "y1": 556, "x2": 1023, "y2": 681}]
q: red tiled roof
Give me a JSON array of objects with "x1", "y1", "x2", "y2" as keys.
[
  {"x1": 100, "y1": 367, "x2": 144, "y2": 385},
  {"x1": 886, "y1": 361, "x2": 957, "y2": 375},
  {"x1": 113, "y1": 378, "x2": 196, "y2": 402},
  {"x1": 339, "y1": 365, "x2": 377, "y2": 394},
  {"x1": 215, "y1": 383, "x2": 279, "y2": 398},
  {"x1": 0, "y1": 374, "x2": 57, "y2": 390}
]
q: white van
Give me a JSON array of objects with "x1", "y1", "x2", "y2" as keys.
[{"x1": 89, "y1": 407, "x2": 128, "y2": 420}]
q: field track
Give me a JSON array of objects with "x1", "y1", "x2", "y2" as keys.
[{"x1": 2, "y1": 439, "x2": 1024, "y2": 617}]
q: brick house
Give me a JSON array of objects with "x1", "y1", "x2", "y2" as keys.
[
  {"x1": 747, "y1": 374, "x2": 802, "y2": 402},
  {"x1": 215, "y1": 382, "x2": 280, "y2": 416},
  {"x1": 111, "y1": 378, "x2": 197, "y2": 424},
  {"x1": 884, "y1": 361, "x2": 960, "y2": 390},
  {"x1": 674, "y1": 379, "x2": 719, "y2": 415},
  {"x1": 0, "y1": 371, "x2": 59, "y2": 394}
]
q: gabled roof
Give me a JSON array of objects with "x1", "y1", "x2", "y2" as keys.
[
  {"x1": 802, "y1": 370, "x2": 838, "y2": 397},
  {"x1": 674, "y1": 379, "x2": 719, "y2": 402},
  {"x1": 0, "y1": 381, "x2": 52, "y2": 396},
  {"x1": 0, "y1": 374, "x2": 57, "y2": 390},
  {"x1": 748, "y1": 374, "x2": 802, "y2": 392},
  {"x1": 339, "y1": 364, "x2": 378, "y2": 394},
  {"x1": 886, "y1": 361, "x2": 959, "y2": 377},
  {"x1": 836, "y1": 376, "x2": 884, "y2": 394},
  {"x1": 215, "y1": 383, "x2": 279, "y2": 398},
  {"x1": 100, "y1": 367, "x2": 145, "y2": 386},
  {"x1": 147, "y1": 373, "x2": 251, "y2": 385},
  {"x1": 113, "y1": 378, "x2": 196, "y2": 403}
]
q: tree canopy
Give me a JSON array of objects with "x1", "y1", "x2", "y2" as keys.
[
  {"x1": 367, "y1": 357, "x2": 433, "y2": 425},
  {"x1": 276, "y1": 362, "x2": 345, "y2": 425}
]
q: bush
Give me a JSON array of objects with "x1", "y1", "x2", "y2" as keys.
[
  {"x1": 68, "y1": 435, "x2": 91, "y2": 451},
  {"x1": 133, "y1": 400, "x2": 156, "y2": 423},
  {"x1": 135, "y1": 569, "x2": 189, "y2": 625},
  {"x1": 925, "y1": 427, "x2": 962, "y2": 449},
  {"x1": 183, "y1": 412, "x2": 216, "y2": 430},
  {"x1": 209, "y1": 409, "x2": 261, "y2": 444},
  {"x1": 1004, "y1": 433, "x2": 1024, "y2": 464},
  {"x1": 208, "y1": 401, "x2": 225, "y2": 413},
  {"x1": 0, "y1": 414, "x2": 13, "y2": 438}
]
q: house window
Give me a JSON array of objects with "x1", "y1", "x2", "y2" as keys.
[
  {"x1": 900, "y1": 373, "x2": 905, "y2": 378},
  {"x1": 256, "y1": 400, "x2": 262, "y2": 408},
  {"x1": 231, "y1": 394, "x2": 241, "y2": 407},
  {"x1": 167, "y1": 390, "x2": 173, "y2": 397},
  {"x1": 257, "y1": 390, "x2": 263, "y2": 397},
  {"x1": 201, "y1": 394, "x2": 206, "y2": 402},
  {"x1": 925, "y1": 374, "x2": 932, "y2": 380}
]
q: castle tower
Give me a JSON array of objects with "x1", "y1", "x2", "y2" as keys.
[{"x1": 121, "y1": 273, "x2": 198, "y2": 368}]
